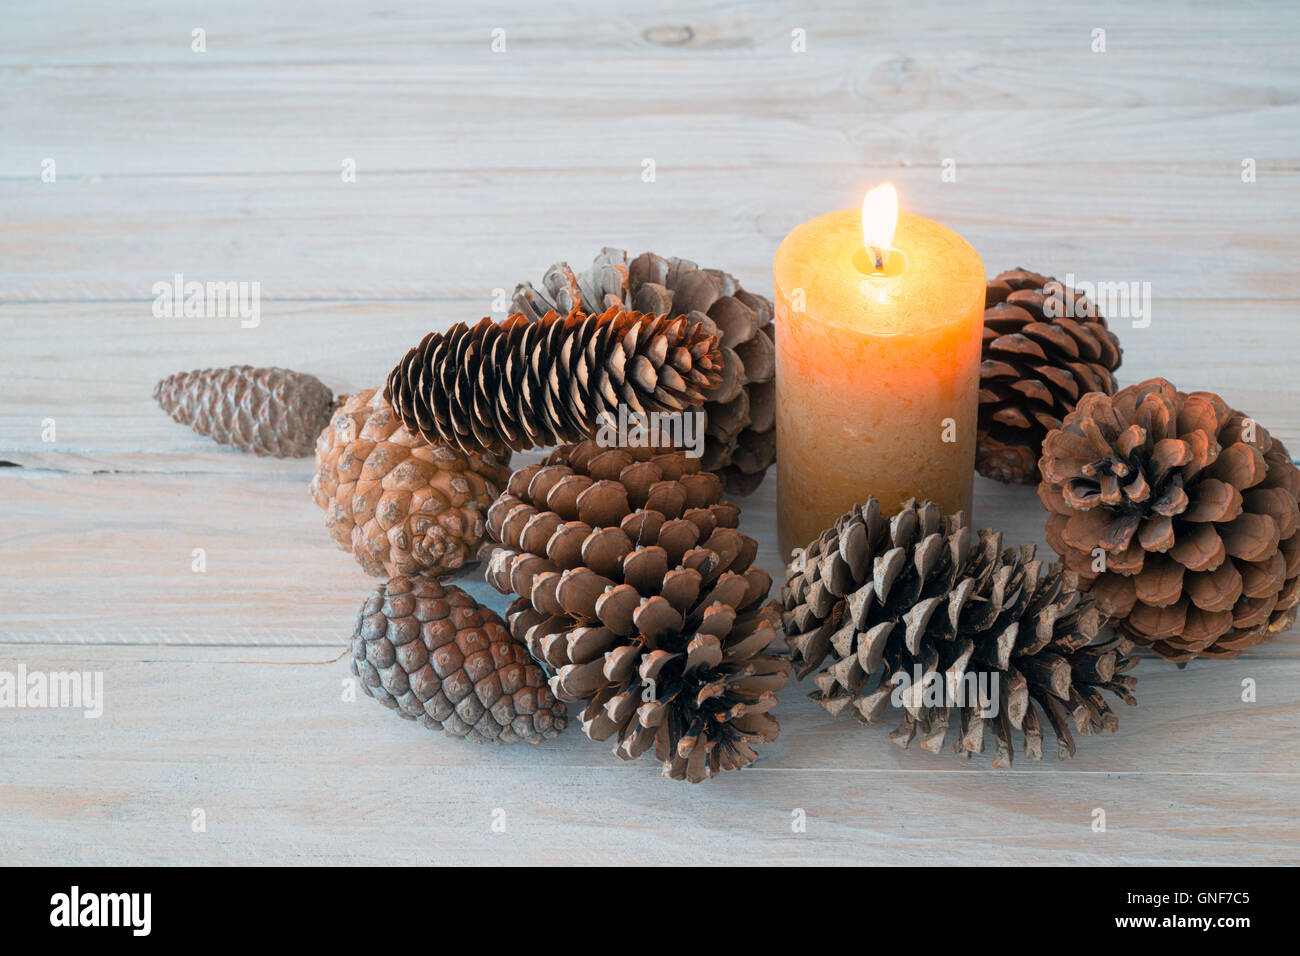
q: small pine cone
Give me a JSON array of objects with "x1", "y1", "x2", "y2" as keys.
[
  {"x1": 154, "y1": 364, "x2": 334, "y2": 457},
  {"x1": 512, "y1": 248, "x2": 776, "y2": 494},
  {"x1": 386, "y1": 306, "x2": 723, "y2": 457},
  {"x1": 1039, "y1": 378, "x2": 1300, "y2": 662},
  {"x1": 485, "y1": 439, "x2": 790, "y2": 782},
  {"x1": 979, "y1": 269, "x2": 1123, "y2": 484},
  {"x1": 782, "y1": 497, "x2": 1137, "y2": 764},
  {"x1": 349, "y1": 574, "x2": 567, "y2": 744},
  {"x1": 310, "y1": 387, "x2": 510, "y2": 578}
]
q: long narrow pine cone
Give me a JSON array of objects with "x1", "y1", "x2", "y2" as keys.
[
  {"x1": 513, "y1": 248, "x2": 776, "y2": 494},
  {"x1": 782, "y1": 497, "x2": 1137, "y2": 764},
  {"x1": 485, "y1": 439, "x2": 789, "y2": 782},
  {"x1": 386, "y1": 307, "x2": 723, "y2": 457},
  {"x1": 350, "y1": 574, "x2": 567, "y2": 744},
  {"x1": 979, "y1": 269, "x2": 1123, "y2": 484},
  {"x1": 310, "y1": 387, "x2": 511, "y2": 578},
  {"x1": 1038, "y1": 378, "x2": 1300, "y2": 662},
  {"x1": 154, "y1": 364, "x2": 334, "y2": 457}
]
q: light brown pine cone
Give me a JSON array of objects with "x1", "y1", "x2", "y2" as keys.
[
  {"x1": 1038, "y1": 378, "x2": 1300, "y2": 662},
  {"x1": 310, "y1": 387, "x2": 510, "y2": 579}
]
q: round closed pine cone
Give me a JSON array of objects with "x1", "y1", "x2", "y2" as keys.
[
  {"x1": 1038, "y1": 378, "x2": 1300, "y2": 662},
  {"x1": 349, "y1": 574, "x2": 567, "y2": 744},
  {"x1": 310, "y1": 387, "x2": 510, "y2": 579},
  {"x1": 979, "y1": 269, "x2": 1122, "y2": 484}
]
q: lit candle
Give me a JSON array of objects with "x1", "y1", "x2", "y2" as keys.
[{"x1": 774, "y1": 185, "x2": 986, "y2": 556}]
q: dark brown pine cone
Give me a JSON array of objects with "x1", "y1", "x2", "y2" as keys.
[
  {"x1": 154, "y1": 364, "x2": 334, "y2": 457},
  {"x1": 349, "y1": 574, "x2": 567, "y2": 744},
  {"x1": 979, "y1": 269, "x2": 1122, "y2": 484},
  {"x1": 485, "y1": 439, "x2": 790, "y2": 782},
  {"x1": 385, "y1": 307, "x2": 723, "y2": 457},
  {"x1": 512, "y1": 248, "x2": 776, "y2": 494},
  {"x1": 783, "y1": 497, "x2": 1137, "y2": 764},
  {"x1": 1039, "y1": 378, "x2": 1300, "y2": 662}
]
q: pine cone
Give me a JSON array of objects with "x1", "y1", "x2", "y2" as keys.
[
  {"x1": 154, "y1": 364, "x2": 334, "y2": 457},
  {"x1": 979, "y1": 269, "x2": 1123, "y2": 484},
  {"x1": 349, "y1": 574, "x2": 567, "y2": 744},
  {"x1": 513, "y1": 248, "x2": 776, "y2": 494},
  {"x1": 1039, "y1": 378, "x2": 1300, "y2": 662},
  {"x1": 782, "y1": 497, "x2": 1137, "y2": 764},
  {"x1": 385, "y1": 306, "x2": 723, "y2": 457},
  {"x1": 310, "y1": 387, "x2": 510, "y2": 579},
  {"x1": 484, "y1": 439, "x2": 789, "y2": 782}
]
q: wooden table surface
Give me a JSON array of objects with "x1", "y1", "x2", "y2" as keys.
[{"x1": 3, "y1": 0, "x2": 1299, "y2": 865}]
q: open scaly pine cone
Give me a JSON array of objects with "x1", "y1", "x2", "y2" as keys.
[
  {"x1": 386, "y1": 307, "x2": 722, "y2": 457},
  {"x1": 1038, "y1": 378, "x2": 1300, "y2": 662},
  {"x1": 978, "y1": 269, "x2": 1122, "y2": 484},
  {"x1": 513, "y1": 248, "x2": 776, "y2": 493},
  {"x1": 485, "y1": 439, "x2": 789, "y2": 782},
  {"x1": 783, "y1": 498, "x2": 1137, "y2": 764}
]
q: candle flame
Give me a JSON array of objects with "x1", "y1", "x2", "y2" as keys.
[{"x1": 861, "y1": 183, "x2": 899, "y2": 271}]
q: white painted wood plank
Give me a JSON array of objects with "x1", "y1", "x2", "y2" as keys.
[
  {"x1": 3, "y1": 0, "x2": 1298, "y2": 867},
  {"x1": 3, "y1": 67, "x2": 1295, "y2": 178},
  {"x1": 0, "y1": 470, "x2": 404, "y2": 646},
  {"x1": 5, "y1": 0, "x2": 1296, "y2": 183},
  {"x1": 0, "y1": 641, "x2": 1295, "y2": 864},
  {"x1": 1, "y1": 165, "x2": 1297, "y2": 302},
  {"x1": 4, "y1": 0, "x2": 1296, "y2": 68}
]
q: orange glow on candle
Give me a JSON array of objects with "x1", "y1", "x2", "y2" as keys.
[{"x1": 774, "y1": 190, "x2": 985, "y2": 557}]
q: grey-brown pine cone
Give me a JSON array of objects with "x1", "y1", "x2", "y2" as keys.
[
  {"x1": 385, "y1": 306, "x2": 722, "y2": 457},
  {"x1": 512, "y1": 248, "x2": 776, "y2": 494},
  {"x1": 154, "y1": 364, "x2": 334, "y2": 457},
  {"x1": 782, "y1": 497, "x2": 1137, "y2": 765},
  {"x1": 979, "y1": 269, "x2": 1123, "y2": 484},
  {"x1": 350, "y1": 574, "x2": 567, "y2": 744},
  {"x1": 485, "y1": 439, "x2": 790, "y2": 782}
]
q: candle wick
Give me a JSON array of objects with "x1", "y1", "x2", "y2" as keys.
[{"x1": 868, "y1": 245, "x2": 886, "y2": 271}]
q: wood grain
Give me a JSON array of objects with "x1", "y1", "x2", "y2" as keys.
[
  {"x1": 2, "y1": 167, "x2": 1297, "y2": 302},
  {"x1": 0, "y1": 643, "x2": 1296, "y2": 865},
  {"x1": 2, "y1": 0, "x2": 1298, "y2": 865}
]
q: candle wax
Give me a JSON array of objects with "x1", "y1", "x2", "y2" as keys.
[{"x1": 774, "y1": 208, "x2": 985, "y2": 557}]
